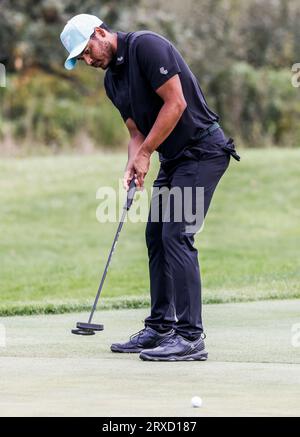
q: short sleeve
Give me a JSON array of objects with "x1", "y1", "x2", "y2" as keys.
[
  {"x1": 119, "y1": 112, "x2": 130, "y2": 123},
  {"x1": 135, "y1": 34, "x2": 181, "y2": 91}
]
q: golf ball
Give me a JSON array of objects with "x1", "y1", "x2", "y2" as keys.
[{"x1": 191, "y1": 396, "x2": 202, "y2": 408}]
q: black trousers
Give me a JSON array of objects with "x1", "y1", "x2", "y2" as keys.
[{"x1": 144, "y1": 130, "x2": 232, "y2": 340}]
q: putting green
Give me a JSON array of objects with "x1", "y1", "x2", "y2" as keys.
[{"x1": 0, "y1": 300, "x2": 299, "y2": 417}]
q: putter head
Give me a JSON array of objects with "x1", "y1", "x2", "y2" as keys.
[
  {"x1": 71, "y1": 322, "x2": 104, "y2": 336},
  {"x1": 77, "y1": 322, "x2": 104, "y2": 331},
  {"x1": 71, "y1": 328, "x2": 95, "y2": 336}
]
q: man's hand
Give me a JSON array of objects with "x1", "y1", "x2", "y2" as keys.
[
  {"x1": 132, "y1": 147, "x2": 151, "y2": 190},
  {"x1": 123, "y1": 160, "x2": 135, "y2": 191},
  {"x1": 123, "y1": 147, "x2": 151, "y2": 191},
  {"x1": 124, "y1": 119, "x2": 147, "y2": 191}
]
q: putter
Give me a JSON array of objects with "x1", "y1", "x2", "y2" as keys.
[{"x1": 72, "y1": 178, "x2": 137, "y2": 336}]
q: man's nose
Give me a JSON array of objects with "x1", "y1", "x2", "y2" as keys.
[{"x1": 82, "y1": 54, "x2": 93, "y2": 66}]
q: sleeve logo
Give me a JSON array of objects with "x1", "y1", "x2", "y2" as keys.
[{"x1": 160, "y1": 67, "x2": 169, "y2": 75}]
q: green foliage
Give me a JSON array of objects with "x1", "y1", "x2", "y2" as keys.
[
  {"x1": 1, "y1": 0, "x2": 300, "y2": 151},
  {"x1": 208, "y1": 63, "x2": 300, "y2": 146},
  {"x1": 136, "y1": 0, "x2": 300, "y2": 72},
  {"x1": 2, "y1": 69, "x2": 127, "y2": 150},
  {"x1": 0, "y1": 0, "x2": 140, "y2": 70},
  {"x1": 2, "y1": 63, "x2": 298, "y2": 150}
]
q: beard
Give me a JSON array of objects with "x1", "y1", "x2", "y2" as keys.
[{"x1": 97, "y1": 41, "x2": 114, "y2": 69}]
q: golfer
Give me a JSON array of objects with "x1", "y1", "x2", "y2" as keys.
[{"x1": 60, "y1": 14, "x2": 240, "y2": 362}]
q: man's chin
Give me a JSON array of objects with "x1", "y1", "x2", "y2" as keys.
[
  {"x1": 97, "y1": 63, "x2": 108, "y2": 70},
  {"x1": 91, "y1": 61, "x2": 105, "y2": 69}
]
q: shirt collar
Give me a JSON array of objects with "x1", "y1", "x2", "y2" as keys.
[{"x1": 109, "y1": 31, "x2": 128, "y2": 71}]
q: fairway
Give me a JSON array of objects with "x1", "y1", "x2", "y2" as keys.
[
  {"x1": 0, "y1": 300, "x2": 299, "y2": 417},
  {"x1": 0, "y1": 149, "x2": 300, "y2": 316}
]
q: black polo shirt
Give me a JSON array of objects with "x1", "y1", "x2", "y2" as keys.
[{"x1": 104, "y1": 31, "x2": 219, "y2": 161}]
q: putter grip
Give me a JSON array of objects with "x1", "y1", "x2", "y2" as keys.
[{"x1": 126, "y1": 179, "x2": 136, "y2": 210}]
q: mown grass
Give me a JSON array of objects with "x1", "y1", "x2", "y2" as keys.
[{"x1": 0, "y1": 149, "x2": 299, "y2": 316}]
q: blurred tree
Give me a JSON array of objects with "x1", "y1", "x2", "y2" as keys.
[
  {"x1": 1, "y1": 0, "x2": 300, "y2": 150},
  {"x1": 129, "y1": 0, "x2": 300, "y2": 73},
  {"x1": 0, "y1": 0, "x2": 140, "y2": 71},
  {"x1": 2, "y1": 0, "x2": 299, "y2": 74}
]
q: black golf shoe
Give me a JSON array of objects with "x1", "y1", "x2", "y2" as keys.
[
  {"x1": 139, "y1": 333, "x2": 208, "y2": 362},
  {"x1": 111, "y1": 327, "x2": 174, "y2": 353}
]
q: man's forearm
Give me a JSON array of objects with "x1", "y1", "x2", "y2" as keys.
[
  {"x1": 127, "y1": 132, "x2": 145, "y2": 162},
  {"x1": 140, "y1": 101, "x2": 186, "y2": 155}
]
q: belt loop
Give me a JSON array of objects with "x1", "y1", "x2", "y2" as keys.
[
  {"x1": 209, "y1": 122, "x2": 218, "y2": 136},
  {"x1": 198, "y1": 122, "x2": 220, "y2": 141}
]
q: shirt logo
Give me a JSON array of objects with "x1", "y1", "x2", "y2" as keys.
[
  {"x1": 160, "y1": 67, "x2": 169, "y2": 75},
  {"x1": 117, "y1": 56, "x2": 124, "y2": 62}
]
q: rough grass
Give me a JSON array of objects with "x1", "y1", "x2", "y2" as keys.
[{"x1": 0, "y1": 149, "x2": 299, "y2": 316}]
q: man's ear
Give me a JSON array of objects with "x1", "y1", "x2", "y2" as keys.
[{"x1": 94, "y1": 27, "x2": 106, "y2": 38}]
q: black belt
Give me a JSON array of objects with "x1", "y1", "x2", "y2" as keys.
[
  {"x1": 198, "y1": 123, "x2": 241, "y2": 162},
  {"x1": 198, "y1": 122, "x2": 220, "y2": 141}
]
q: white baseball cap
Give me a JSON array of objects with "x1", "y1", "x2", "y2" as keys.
[{"x1": 60, "y1": 14, "x2": 103, "y2": 70}]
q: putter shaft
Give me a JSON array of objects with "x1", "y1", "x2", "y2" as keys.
[{"x1": 87, "y1": 180, "x2": 136, "y2": 324}]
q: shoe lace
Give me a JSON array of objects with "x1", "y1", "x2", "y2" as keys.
[
  {"x1": 161, "y1": 332, "x2": 205, "y2": 346},
  {"x1": 160, "y1": 332, "x2": 178, "y2": 346},
  {"x1": 130, "y1": 328, "x2": 147, "y2": 342}
]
